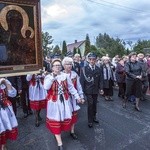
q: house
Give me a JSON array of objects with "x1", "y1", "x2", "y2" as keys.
[{"x1": 67, "y1": 40, "x2": 86, "y2": 56}]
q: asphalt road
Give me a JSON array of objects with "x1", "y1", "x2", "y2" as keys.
[{"x1": 8, "y1": 90, "x2": 150, "y2": 150}]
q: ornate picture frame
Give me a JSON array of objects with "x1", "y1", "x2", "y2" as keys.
[{"x1": 0, "y1": 0, "x2": 42, "y2": 77}]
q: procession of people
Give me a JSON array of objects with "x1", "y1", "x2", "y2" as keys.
[{"x1": 0, "y1": 51, "x2": 150, "y2": 150}]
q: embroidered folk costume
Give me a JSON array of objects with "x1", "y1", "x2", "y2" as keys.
[
  {"x1": 44, "y1": 72, "x2": 80, "y2": 135},
  {"x1": 65, "y1": 71, "x2": 84, "y2": 124},
  {"x1": 0, "y1": 79, "x2": 18, "y2": 146},
  {"x1": 26, "y1": 74, "x2": 47, "y2": 110}
]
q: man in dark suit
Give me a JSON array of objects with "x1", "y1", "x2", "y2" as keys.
[
  {"x1": 80, "y1": 52, "x2": 103, "y2": 128},
  {"x1": 7, "y1": 76, "x2": 21, "y2": 115},
  {"x1": 19, "y1": 75, "x2": 32, "y2": 118}
]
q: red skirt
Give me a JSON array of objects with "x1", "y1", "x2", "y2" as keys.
[
  {"x1": 0, "y1": 128, "x2": 18, "y2": 145},
  {"x1": 71, "y1": 111, "x2": 78, "y2": 124},
  {"x1": 30, "y1": 99, "x2": 47, "y2": 110},
  {"x1": 46, "y1": 118, "x2": 72, "y2": 134}
]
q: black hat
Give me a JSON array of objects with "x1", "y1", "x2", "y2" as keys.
[
  {"x1": 88, "y1": 52, "x2": 97, "y2": 58},
  {"x1": 66, "y1": 51, "x2": 73, "y2": 57}
]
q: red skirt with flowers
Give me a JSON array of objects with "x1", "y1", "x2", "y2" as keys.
[
  {"x1": 46, "y1": 118, "x2": 72, "y2": 134},
  {"x1": 0, "y1": 128, "x2": 18, "y2": 145},
  {"x1": 30, "y1": 99, "x2": 47, "y2": 110}
]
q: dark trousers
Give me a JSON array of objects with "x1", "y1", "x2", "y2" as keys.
[
  {"x1": 118, "y1": 82, "x2": 126, "y2": 98},
  {"x1": 87, "y1": 94, "x2": 98, "y2": 123},
  {"x1": 21, "y1": 89, "x2": 31, "y2": 114},
  {"x1": 148, "y1": 74, "x2": 150, "y2": 90},
  {"x1": 103, "y1": 80, "x2": 114, "y2": 96},
  {"x1": 9, "y1": 97, "x2": 17, "y2": 115}
]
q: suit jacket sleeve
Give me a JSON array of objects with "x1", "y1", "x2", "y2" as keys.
[
  {"x1": 80, "y1": 68, "x2": 85, "y2": 93},
  {"x1": 99, "y1": 66, "x2": 103, "y2": 90}
]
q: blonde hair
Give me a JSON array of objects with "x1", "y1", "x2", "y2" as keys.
[
  {"x1": 137, "y1": 53, "x2": 144, "y2": 58},
  {"x1": 74, "y1": 53, "x2": 80, "y2": 57},
  {"x1": 101, "y1": 56, "x2": 110, "y2": 61}
]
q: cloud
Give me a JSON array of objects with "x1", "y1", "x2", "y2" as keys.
[{"x1": 41, "y1": 0, "x2": 150, "y2": 45}]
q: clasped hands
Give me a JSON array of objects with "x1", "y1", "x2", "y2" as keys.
[
  {"x1": 136, "y1": 75, "x2": 142, "y2": 80},
  {"x1": 77, "y1": 98, "x2": 85, "y2": 104}
]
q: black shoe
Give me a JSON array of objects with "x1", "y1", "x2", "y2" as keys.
[
  {"x1": 38, "y1": 116, "x2": 42, "y2": 121},
  {"x1": 88, "y1": 123, "x2": 93, "y2": 128},
  {"x1": 135, "y1": 106, "x2": 141, "y2": 112},
  {"x1": 28, "y1": 110, "x2": 33, "y2": 115},
  {"x1": 109, "y1": 97, "x2": 113, "y2": 101},
  {"x1": 70, "y1": 133, "x2": 78, "y2": 140},
  {"x1": 35, "y1": 121, "x2": 40, "y2": 127},
  {"x1": 122, "y1": 101, "x2": 126, "y2": 108},
  {"x1": 23, "y1": 113, "x2": 28, "y2": 118},
  {"x1": 93, "y1": 119, "x2": 99, "y2": 124},
  {"x1": 58, "y1": 145, "x2": 63, "y2": 150}
]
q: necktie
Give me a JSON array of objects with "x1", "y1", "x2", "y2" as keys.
[{"x1": 92, "y1": 66, "x2": 94, "y2": 71}]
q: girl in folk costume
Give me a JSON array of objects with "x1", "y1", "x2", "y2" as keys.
[
  {"x1": 0, "y1": 78, "x2": 18, "y2": 150},
  {"x1": 62, "y1": 57, "x2": 85, "y2": 140},
  {"x1": 44, "y1": 59, "x2": 82, "y2": 150},
  {"x1": 26, "y1": 71, "x2": 47, "y2": 127}
]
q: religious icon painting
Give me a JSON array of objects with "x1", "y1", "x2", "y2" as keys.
[{"x1": 0, "y1": 0, "x2": 42, "y2": 76}]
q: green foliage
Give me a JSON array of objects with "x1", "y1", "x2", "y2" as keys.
[
  {"x1": 90, "y1": 45, "x2": 97, "y2": 52},
  {"x1": 133, "y1": 40, "x2": 150, "y2": 54},
  {"x1": 73, "y1": 47, "x2": 77, "y2": 55},
  {"x1": 84, "y1": 34, "x2": 91, "y2": 55},
  {"x1": 96, "y1": 33, "x2": 126, "y2": 57},
  {"x1": 78, "y1": 48, "x2": 81, "y2": 57},
  {"x1": 62, "y1": 40, "x2": 67, "y2": 56},
  {"x1": 53, "y1": 45, "x2": 61, "y2": 54},
  {"x1": 42, "y1": 31, "x2": 53, "y2": 57}
]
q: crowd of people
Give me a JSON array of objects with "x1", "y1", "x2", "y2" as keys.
[{"x1": 0, "y1": 51, "x2": 150, "y2": 150}]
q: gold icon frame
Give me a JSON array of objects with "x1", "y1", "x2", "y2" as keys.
[{"x1": 0, "y1": 0, "x2": 42, "y2": 77}]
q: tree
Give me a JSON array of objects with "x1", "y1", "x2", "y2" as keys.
[
  {"x1": 62, "y1": 40, "x2": 67, "y2": 56},
  {"x1": 90, "y1": 45, "x2": 97, "y2": 52},
  {"x1": 133, "y1": 40, "x2": 150, "y2": 53},
  {"x1": 95, "y1": 33, "x2": 126, "y2": 57},
  {"x1": 84, "y1": 34, "x2": 91, "y2": 55},
  {"x1": 42, "y1": 32, "x2": 53, "y2": 57},
  {"x1": 73, "y1": 47, "x2": 77, "y2": 55},
  {"x1": 53, "y1": 45, "x2": 61, "y2": 54},
  {"x1": 78, "y1": 48, "x2": 81, "y2": 57}
]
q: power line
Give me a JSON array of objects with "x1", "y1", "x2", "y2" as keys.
[
  {"x1": 99, "y1": 0, "x2": 145, "y2": 13},
  {"x1": 86, "y1": 0, "x2": 150, "y2": 14}
]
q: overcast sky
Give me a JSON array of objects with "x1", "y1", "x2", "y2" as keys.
[{"x1": 41, "y1": 0, "x2": 150, "y2": 47}]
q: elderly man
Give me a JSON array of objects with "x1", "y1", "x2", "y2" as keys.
[{"x1": 80, "y1": 52, "x2": 103, "y2": 128}]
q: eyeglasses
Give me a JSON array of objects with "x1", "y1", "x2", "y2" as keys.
[{"x1": 65, "y1": 64, "x2": 72, "y2": 66}]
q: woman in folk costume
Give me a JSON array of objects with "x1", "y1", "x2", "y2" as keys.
[
  {"x1": 44, "y1": 59, "x2": 82, "y2": 150},
  {"x1": 0, "y1": 78, "x2": 18, "y2": 150},
  {"x1": 62, "y1": 57, "x2": 85, "y2": 140},
  {"x1": 26, "y1": 71, "x2": 47, "y2": 127}
]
